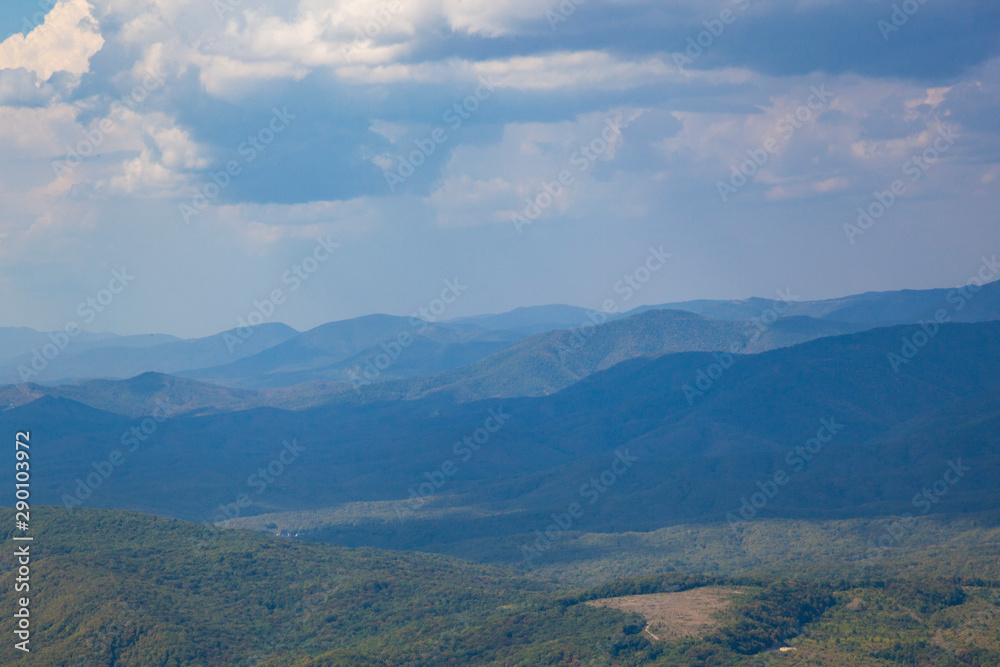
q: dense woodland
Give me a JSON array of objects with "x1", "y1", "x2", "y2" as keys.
[
  {"x1": 2, "y1": 508, "x2": 1000, "y2": 665},
  {"x1": 4, "y1": 288, "x2": 1000, "y2": 664}
]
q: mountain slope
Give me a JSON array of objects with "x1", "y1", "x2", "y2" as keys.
[
  {"x1": 0, "y1": 323, "x2": 298, "y2": 384},
  {"x1": 631, "y1": 278, "x2": 1000, "y2": 326},
  {"x1": 361, "y1": 309, "x2": 862, "y2": 402},
  {"x1": 447, "y1": 304, "x2": 601, "y2": 334},
  {"x1": 0, "y1": 372, "x2": 264, "y2": 417},
  {"x1": 0, "y1": 327, "x2": 179, "y2": 366},
  {"x1": 183, "y1": 315, "x2": 525, "y2": 388},
  {"x1": 0, "y1": 507, "x2": 639, "y2": 666},
  {"x1": 8, "y1": 321, "x2": 1000, "y2": 552},
  {"x1": 8, "y1": 508, "x2": 984, "y2": 666}
]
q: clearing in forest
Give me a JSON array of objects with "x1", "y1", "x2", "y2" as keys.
[{"x1": 585, "y1": 587, "x2": 742, "y2": 640}]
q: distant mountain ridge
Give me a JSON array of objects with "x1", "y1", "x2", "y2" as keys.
[
  {"x1": 181, "y1": 315, "x2": 525, "y2": 389},
  {"x1": 358, "y1": 309, "x2": 865, "y2": 402},
  {"x1": 0, "y1": 323, "x2": 298, "y2": 385},
  {"x1": 0, "y1": 310, "x2": 867, "y2": 416},
  {"x1": 2, "y1": 278, "x2": 997, "y2": 391},
  {"x1": 0, "y1": 373, "x2": 265, "y2": 418},
  {"x1": 628, "y1": 277, "x2": 1000, "y2": 326},
  {"x1": 0, "y1": 328, "x2": 179, "y2": 366},
  {"x1": 8, "y1": 320, "x2": 1000, "y2": 544},
  {"x1": 446, "y1": 304, "x2": 604, "y2": 334}
]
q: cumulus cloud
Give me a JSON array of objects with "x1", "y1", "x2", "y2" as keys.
[
  {"x1": 0, "y1": 0, "x2": 997, "y2": 335},
  {"x1": 336, "y1": 51, "x2": 676, "y2": 91},
  {"x1": 440, "y1": 0, "x2": 552, "y2": 37},
  {"x1": 196, "y1": 54, "x2": 309, "y2": 99},
  {"x1": 423, "y1": 108, "x2": 645, "y2": 228},
  {"x1": 0, "y1": 68, "x2": 58, "y2": 107},
  {"x1": 0, "y1": 0, "x2": 104, "y2": 80}
]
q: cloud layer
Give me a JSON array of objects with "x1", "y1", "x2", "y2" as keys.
[{"x1": 0, "y1": 0, "x2": 998, "y2": 336}]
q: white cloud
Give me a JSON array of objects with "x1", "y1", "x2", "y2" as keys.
[
  {"x1": 423, "y1": 109, "x2": 645, "y2": 227},
  {"x1": 92, "y1": 110, "x2": 210, "y2": 195},
  {"x1": 106, "y1": 149, "x2": 182, "y2": 194},
  {"x1": 428, "y1": 175, "x2": 515, "y2": 226},
  {"x1": 368, "y1": 119, "x2": 408, "y2": 143},
  {"x1": 0, "y1": 0, "x2": 104, "y2": 81},
  {"x1": 0, "y1": 103, "x2": 79, "y2": 158},
  {"x1": 440, "y1": 0, "x2": 551, "y2": 37},
  {"x1": 765, "y1": 176, "x2": 849, "y2": 200},
  {"x1": 213, "y1": 197, "x2": 384, "y2": 254},
  {"x1": 0, "y1": 69, "x2": 57, "y2": 107},
  {"x1": 196, "y1": 54, "x2": 309, "y2": 99},
  {"x1": 337, "y1": 51, "x2": 675, "y2": 90}
]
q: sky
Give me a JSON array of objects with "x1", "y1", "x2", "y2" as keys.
[{"x1": 0, "y1": 0, "x2": 997, "y2": 338}]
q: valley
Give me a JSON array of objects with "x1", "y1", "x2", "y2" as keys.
[{"x1": 4, "y1": 281, "x2": 1000, "y2": 665}]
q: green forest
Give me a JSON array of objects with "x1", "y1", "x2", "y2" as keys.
[{"x1": 3, "y1": 507, "x2": 1000, "y2": 666}]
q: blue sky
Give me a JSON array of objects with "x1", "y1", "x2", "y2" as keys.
[{"x1": 0, "y1": 0, "x2": 998, "y2": 337}]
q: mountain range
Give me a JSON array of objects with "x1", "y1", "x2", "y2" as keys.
[
  {"x1": 5, "y1": 279, "x2": 997, "y2": 403},
  {"x1": 9, "y1": 318, "x2": 1000, "y2": 558},
  {"x1": 4, "y1": 278, "x2": 1000, "y2": 665}
]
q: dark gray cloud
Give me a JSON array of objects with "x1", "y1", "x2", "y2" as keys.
[{"x1": 0, "y1": 0, "x2": 997, "y2": 337}]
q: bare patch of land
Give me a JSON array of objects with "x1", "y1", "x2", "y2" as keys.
[{"x1": 585, "y1": 587, "x2": 742, "y2": 640}]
